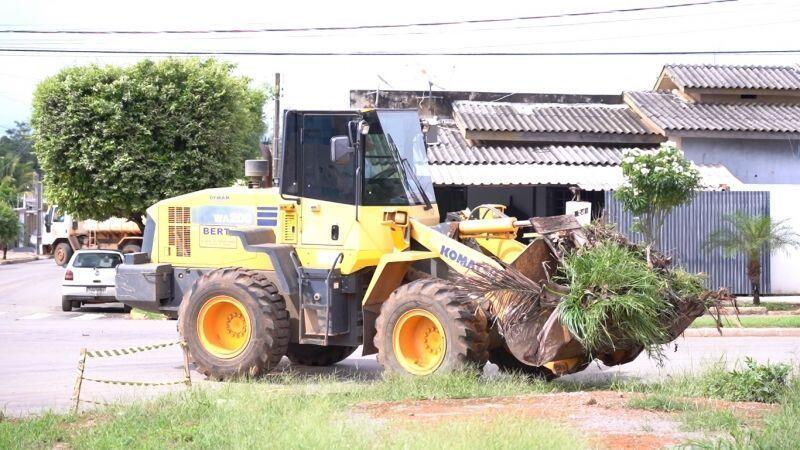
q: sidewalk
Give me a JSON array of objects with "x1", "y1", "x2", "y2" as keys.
[
  {"x1": 0, "y1": 248, "x2": 51, "y2": 265},
  {"x1": 737, "y1": 295, "x2": 800, "y2": 304},
  {"x1": 684, "y1": 327, "x2": 800, "y2": 337}
]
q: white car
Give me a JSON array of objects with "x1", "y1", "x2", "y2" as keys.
[{"x1": 62, "y1": 250, "x2": 129, "y2": 312}]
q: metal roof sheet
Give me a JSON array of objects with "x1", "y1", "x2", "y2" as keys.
[
  {"x1": 428, "y1": 125, "x2": 645, "y2": 165},
  {"x1": 429, "y1": 163, "x2": 623, "y2": 190},
  {"x1": 625, "y1": 91, "x2": 800, "y2": 133},
  {"x1": 663, "y1": 64, "x2": 800, "y2": 91},
  {"x1": 452, "y1": 100, "x2": 656, "y2": 135},
  {"x1": 429, "y1": 162, "x2": 741, "y2": 191}
]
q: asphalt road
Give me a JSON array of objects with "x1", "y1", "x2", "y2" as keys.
[{"x1": 1, "y1": 260, "x2": 799, "y2": 417}]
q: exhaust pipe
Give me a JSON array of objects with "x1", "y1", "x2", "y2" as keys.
[{"x1": 244, "y1": 159, "x2": 270, "y2": 188}]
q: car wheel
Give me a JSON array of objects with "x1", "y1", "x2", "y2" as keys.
[
  {"x1": 61, "y1": 297, "x2": 72, "y2": 312},
  {"x1": 54, "y1": 243, "x2": 73, "y2": 267}
]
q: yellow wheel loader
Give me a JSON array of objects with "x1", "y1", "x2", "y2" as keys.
[{"x1": 115, "y1": 109, "x2": 692, "y2": 380}]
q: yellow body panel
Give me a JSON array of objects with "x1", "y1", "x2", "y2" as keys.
[
  {"x1": 473, "y1": 237, "x2": 527, "y2": 265},
  {"x1": 362, "y1": 250, "x2": 438, "y2": 306},
  {"x1": 409, "y1": 218, "x2": 502, "y2": 275},
  {"x1": 148, "y1": 186, "x2": 440, "y2": 274}
]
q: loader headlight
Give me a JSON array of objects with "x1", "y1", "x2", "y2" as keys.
[
  {"x1": 394, "y1": 211, "x2": 408, "y2": 225},
  {"x1": 382, "y1": 210, "x2": 408, "y2": 226}
]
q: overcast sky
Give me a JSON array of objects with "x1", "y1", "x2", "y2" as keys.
[{"x1": 1, "y1": 0, "x2": 799, "y2": 132}]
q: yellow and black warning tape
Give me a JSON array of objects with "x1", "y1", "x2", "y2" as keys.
[
  {"x1": 79, "y1": 399, "x2": 110, "y2": 406},
  {"x1": 82, "y1": 377, "x2": 188, "y2": 387},
  {"x1": 71, "y1": 340, "x2": 192, "y2": 414},
  {"x1": 84, "y1": 341, "x2": 181, "y2": 358}
]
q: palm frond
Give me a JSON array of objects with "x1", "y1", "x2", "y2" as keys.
[{"x1": 452, "y1": 262, "x2": 558, "y2": 334}]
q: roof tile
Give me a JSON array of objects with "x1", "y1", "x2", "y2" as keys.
[
  {"x1": 664, "y1": 64, "x2": 800, "y2": 90},
  {"x1": 427, "y1": 125, "x2": 649, "y2": 165},
  {"x1": 626, "y1": 91, "x2": 800, "y2": 133},
  {"x1": 452, "y1": 100, "x2": 656, "y2": 135}
]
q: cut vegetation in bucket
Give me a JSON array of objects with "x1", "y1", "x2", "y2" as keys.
[
  {"x1": 558, "y1": 240, "x2": 670, "y2": 357},
  {"x1": 456, "y1": 222, "x2": 729, "y2": 372}
]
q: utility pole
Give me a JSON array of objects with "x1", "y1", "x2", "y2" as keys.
[
  {"x1": 34, "y1": 172, "x2": 42, "y2": 255},
  {"x1": 272, "y1": 73, "x2": 281, "y2": 186}
]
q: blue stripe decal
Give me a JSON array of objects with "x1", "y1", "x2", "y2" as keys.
[
  {"x1": 257, "y1": 219, "x2": 278, "y2": 227},
  {"x1": 257, "y1": 212, "x2": 278, "y2": 218}
]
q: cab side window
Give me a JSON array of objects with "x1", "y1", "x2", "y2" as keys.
[{"x1": 301, "y1": 114, "x2": 356, "y2": 204}]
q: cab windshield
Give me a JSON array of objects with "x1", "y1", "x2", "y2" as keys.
[{"x1": 363, "y1": 110, "x2": 436, "y2": 207}]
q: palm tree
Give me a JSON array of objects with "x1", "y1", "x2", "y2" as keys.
[
  {"x1": 706, "y1": 213, "x2": 800, "y2": 305},
  {"x1": 0, "y1": 154, "x2": 34, "y2": 193}
]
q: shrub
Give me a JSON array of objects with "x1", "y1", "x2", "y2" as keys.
[{"x1": 701, "y1": 357, "x2": 792, "y2": 403}]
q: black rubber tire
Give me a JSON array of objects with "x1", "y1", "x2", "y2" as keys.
[
  {"x1": 177, "y1": 268, "x2": 290, "y2": 380},
  {"x1": 375, "y1": 278, "x2": 489, "y2": 375},
  {"x1": 61, "y1": 297, "x2": 72, "y2": 312},
  {"x1": 54, "y1": 242, "x2": 73, "y2": 267},
  {"x1": 120, "y1": 243, "x2": 141, "y2": 254},
  {"x1": 122, "y1": 304, "x2": 133, "y2": 313},
  {"x1": 489, "y1": 344, "x2": 556, "y2": 381},
  {"x1": 286, "y1": 344, "x2": 358, "y2": 367}
]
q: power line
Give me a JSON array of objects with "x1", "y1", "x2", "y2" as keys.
[
  {"x1": 0, "y1": 0, "x2": 739, "y2": 35},
  {"x1": 0, "y1": 48, "x2": 796, "y2": 56}
]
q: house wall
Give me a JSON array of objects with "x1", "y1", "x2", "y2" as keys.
[
  {"x1": 679, "y1": 137, "x2": 800, "y2": 184},
  {"x1": 736, "y1": 184, "x2": 800, "y2": 294}
]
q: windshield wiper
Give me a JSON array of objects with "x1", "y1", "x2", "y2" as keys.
[{"x1": 386, "y1": 135, "x2": 433, "y2": 210}]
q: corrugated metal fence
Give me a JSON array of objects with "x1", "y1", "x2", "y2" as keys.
[{"x1": 604, "y1": 191, "x2": 770, "y2": 295}]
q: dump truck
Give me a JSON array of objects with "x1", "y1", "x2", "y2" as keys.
[
  {"x1": 116, "y1": 109, "x2": 702, "y2": 380},
  {"x1": 40, "y1": 205, "x2": 143, "y2": 266}
]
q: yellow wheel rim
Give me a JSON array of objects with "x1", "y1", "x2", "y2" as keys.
[
  {"x1": 392, "y1": 309, "x2": 446, "y2": 375},
  {"x1": 197, "y1": 296, "x2": 251, "y2": 359}
]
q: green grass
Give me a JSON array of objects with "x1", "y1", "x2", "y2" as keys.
[
  {"x1": 691, "y1": 315, "x2": 800, "y2": 328},
  {"x1": 129, "y1": 308, "x2": 168, "y2": 320},
  {"x1": 737, "y1": 302, "x2": 799, "y2": 312},
  {"x1": 624, "y1": 360, "x2": 796, "y2": 443},
  {"x1": 627, "y1": 394, "x2": 744, "y2": 434},
  {"x1": 680, "y1": 409, "x2": 742, "y2": 434},
  {"x1": 2, "y1": 363, "x2": 797, "y2": 449},
  {"x1": 0, "y1": 372, "x2": 576, "y2": 450},
  {"x1": 689, "y1": 380, "x2": 800, "y2": 449},
  {"x1": 627, "y1": 394, "x2": 693, "y2": 412}
]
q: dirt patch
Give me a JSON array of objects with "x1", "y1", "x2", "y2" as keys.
[{"x1": 355, "y1": 391, "x2": 775, "y2": 449}]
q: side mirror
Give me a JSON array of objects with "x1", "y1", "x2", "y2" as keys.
[{"x1": 330, "y1": 136, "x2": 354, "y2": 163}]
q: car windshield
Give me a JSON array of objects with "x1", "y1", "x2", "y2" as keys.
[
  {"x1": 363, "y1": 110, "x2": 436, "y2": 207},
  {"x1": 73, "y1": 253, "x2": 122, "y2": 269}
]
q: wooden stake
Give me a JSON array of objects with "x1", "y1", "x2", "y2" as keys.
[
  {"x1": 71, "y1": 349, "x2": 87, "y2": 414},
  {"x1": 180, "y1": 341, "x2": 192, "y2": 389}
]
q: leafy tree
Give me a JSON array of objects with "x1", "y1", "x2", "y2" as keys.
[
  {"x1": 32, "y1": 58, "x2": 266, "y2": 229},
  {"x1": 0, "y1": 122, "x2": 35, "y2": 167},
  {"x1": 0, "y1": 122, "x2": 35, "y2": 206},
  {"x1": 0, "y1": 202, "x2": 19, "y2": 259},
  {"x1": 706, "y1": 213, "x2": 800, "y2": 305},
  {"x1": 614, "y1": 143, "x2": 701, "y2": 263}
]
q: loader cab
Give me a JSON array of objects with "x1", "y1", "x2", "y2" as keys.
[{"x1": 279, "y1": 109, "x2": 437, "y2": 210}]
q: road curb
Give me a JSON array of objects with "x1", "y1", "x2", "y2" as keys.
[
  {"x1": 0, "y1": 256, "x2": 50, "y2": 265},
  {"x1": 684, "y1": 327, "x2": 800, "y2": 337}
]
